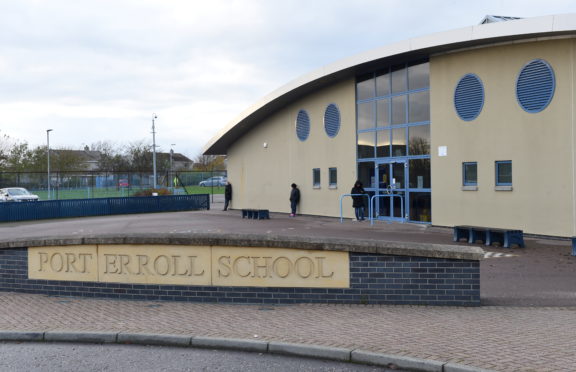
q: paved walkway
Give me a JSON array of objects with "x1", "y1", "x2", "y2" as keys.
[
  {"x1": 0, "y1": 292, "x2": 574, "y2": 371},
  {"x1": 0, "y1": 208, "x2": 575, "y2": 371}
]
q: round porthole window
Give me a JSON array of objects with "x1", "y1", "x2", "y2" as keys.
[
  {"x1": 324, "y1": 104, "x2": 340, "y2": 138},
  {"x1": 454, "y1": 74, "x2": 484, "y2": 121},
  {"x1": 516, "y1": 59, "x2": 555, "y2": 113},
  {"x1": 296, "y1": 110, "x2": 310, "y2": 141}
]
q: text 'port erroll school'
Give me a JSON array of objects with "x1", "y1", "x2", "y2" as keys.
[{"x1": 204, "y1": 14, "x2": 576, "y2": 238}]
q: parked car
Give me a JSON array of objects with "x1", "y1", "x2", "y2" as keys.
[
  {"x1": 0, "y1": 187, "x2": 40, "y2": 202},
  {"x1": 198, "y1": 176, "x2": 226, "y2": 187}
]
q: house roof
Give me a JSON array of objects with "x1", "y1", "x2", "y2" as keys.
[
  {"x1": 203, "y1": 13, "x2": 576, "y2": 155},
  {"x1": 52, "y1": 149, "x2": 101, "y2": 162}
]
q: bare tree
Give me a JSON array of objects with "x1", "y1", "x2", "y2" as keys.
[{"x1": 193, "y1": 154, "x2": 226, "y2": 171}]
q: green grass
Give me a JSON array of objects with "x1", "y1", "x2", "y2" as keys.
[{"x1": 32, "y1": 186, "x2": 223, "y2": 201}]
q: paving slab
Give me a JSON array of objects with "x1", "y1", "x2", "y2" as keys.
[{"x1": 0, "y1": 293, "x2": 573, "y2": 371}]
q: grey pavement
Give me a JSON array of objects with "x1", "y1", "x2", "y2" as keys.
[{"x1": 0, "y1": 208, "x2": 575, "y2": 371}]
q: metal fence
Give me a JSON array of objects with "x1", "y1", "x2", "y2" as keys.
[
  {"x1": 0, "y1": 194, "x2": 210, "y2": 222},
  {"x1": 0, "y1": 170, "x2": 227, "y2": 201}
]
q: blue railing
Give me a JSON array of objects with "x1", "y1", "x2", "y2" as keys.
[{"x1": 0, "y1": 194, "x2": 210, "y2": 222}]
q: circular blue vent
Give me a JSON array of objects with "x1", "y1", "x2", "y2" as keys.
[
  {"x1": 296, "y1": 110, "x2": 310, "y2": 141},
  {"x1": 454, "y1": 74, "x2": 484, "y2": 121},
  {"x1": 516, "y1": 59, "x2": 555, "y2": 113},
  {"x1": 324, "y1": 104, "x2": 341, "y2": 138}
]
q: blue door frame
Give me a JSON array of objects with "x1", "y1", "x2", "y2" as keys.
[{"x1": 374, "y1": 160, "x2": 407, "y2": 222}]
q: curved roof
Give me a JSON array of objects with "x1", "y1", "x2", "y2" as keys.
[{"x1": 204, "y1": 14, "x2": 576, "y2": 155}]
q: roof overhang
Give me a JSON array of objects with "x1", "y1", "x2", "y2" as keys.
[{"x1": 203, "y1": 13, "x2": 576, "y2": 155}]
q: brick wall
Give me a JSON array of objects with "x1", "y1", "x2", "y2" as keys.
[{"x1": 0, "y1": 248, "x2": 480, "y2": 306}]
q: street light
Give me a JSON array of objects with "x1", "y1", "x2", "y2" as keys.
[
  {"x1": 151, "y1": 113, "x2": 158, "y2": 189},
  {"x1": 46, "y1": 129, "x2": 53, "y2": 200},
  {"x1": 170, "y1": 144, "x2": 176, "y2": 188}
]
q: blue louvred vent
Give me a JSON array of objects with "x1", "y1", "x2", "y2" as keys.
[
  {"x1": 454, "y1": 74, "x2": 484, "y2": 121},
  {"x1": 324, "y1": 104, "x2": 340, "y2": 138},
  {"x1": 516, "y1": 59, "x2": 555, "y2": 113},
  {"x1": 296, "y1": 110, "x2": 310, "y2": 141}
]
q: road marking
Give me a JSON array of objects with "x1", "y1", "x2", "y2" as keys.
[{"x1": 484, "y1": 251, "x2": 517, "y2": 258}]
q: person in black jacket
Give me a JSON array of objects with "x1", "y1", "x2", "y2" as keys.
[
  {"x1": 289, "y1": 183, "x2": 300, "y2": 217},
  {"x1": 351, "y1": 180, "x2": 366, "y2": 221},
  {"x1": 223, "y1": 182, "x2": 232, "y2": 211}
]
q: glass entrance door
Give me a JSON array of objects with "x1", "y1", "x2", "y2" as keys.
[{"x1": 376, "y1": 161, "x2": 407, "y2": 220}]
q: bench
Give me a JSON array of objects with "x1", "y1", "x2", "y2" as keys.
[
  {"x1": 454, "y1": 225, "x2": 525, "y2": 248},
  {"x1": 241, "y1": 209, "x2": 270, "y2": 220}
]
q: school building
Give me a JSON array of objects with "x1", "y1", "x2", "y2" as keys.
[{"x1": 204, "y1": 14, "x2": 576, "y2": 237}]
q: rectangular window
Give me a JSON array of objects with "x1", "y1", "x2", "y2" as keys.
[
  {"x1": 408, "y1": 90, "x2": 430, "y2": 123},
  {"x1": 357, "y1": 132, "x2": 375, "y2": 159},
  {"x1": 376, "y1": 99, "x2": 390, "y2": 127},
  {"x1": 356, "y1": 74, "x2": 374, "y2": 101},
  {"x1": 357, "y1": 102, "x2": 374, "y2": 131},
  {"x1": 313, "y1": 168, "x2": 321, "y2": 188},
  {"x1": 391, "y1": 127, "x2": 407, "y2": 157},
  {"x1": 408, "y1": 61, "x2": 430, "y2": 90},
  {"x1": 496, "y1": 161, "x2": 512, "y2": 186},
  {"x1": 358, "y1": 162, "x2": 375, "y2": 188},
  {"x1": 376, "y1": 130, "x2": 390, "y2": 158},
  {"x1": 329, "y1": 168, "x2": 337, "y2": 188},
  {"x1": 408, "y1": 125, "x2": 430, "y2": 155},
  {"x1": 463, "y1": 162, "x2": 478, "y2": 186}
]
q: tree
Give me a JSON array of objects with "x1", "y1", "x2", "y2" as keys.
[
  {"x1": 91, "y1": 141, "x2": 130, "y2": 172},
  {"x1": 4, "y1": 142, "x2": 35, "y2": 171},
  {"x1": 193, "y1": 154, "x2": 226, "y2": 171},
  {"x1": 127, "y1": 141, "x2": 153, "y2": 172},
  {"x1": 0, "y1": 132, "x2": 13, "y2": 169},
  {"x1": 51, "y1": 148, "x2": 88, "y2": 172}
]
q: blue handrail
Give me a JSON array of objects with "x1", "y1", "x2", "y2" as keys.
[
  {"x1": 339, "y1": 194, "x2": 371, "y2": 223},
  {"x1": 370, "y1": 194, "x2": 404, "y2": 226}
]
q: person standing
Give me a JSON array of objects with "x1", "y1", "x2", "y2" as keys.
[
  {"x1": 223, "y1": 182, "x2": 232, "y2": 211},
  {"x1": 351, "y1": 180, "x2": 366, "y2": 221},
  {"x1": 289, "y1": 183, "x2": 300, "y2": 217}
]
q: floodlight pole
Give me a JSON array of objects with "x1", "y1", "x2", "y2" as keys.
[
  {"x1": 46, "y1": 129, "x2": 53, "y2": 200},
  {"x1": 170, "y1": 144, "x2": 176, "y2": 187},
  {"x1": 152, "y1": 113, "x2": 158, "y2": 189}
]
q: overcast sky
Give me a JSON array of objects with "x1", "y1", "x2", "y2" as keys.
[{"x1": 1, "y1": 0, "x2": 576, "y2": 158}]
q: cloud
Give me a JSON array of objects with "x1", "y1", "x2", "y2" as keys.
[{"x1": 0, "y1": 0, "x2": 576, "y2": 158}]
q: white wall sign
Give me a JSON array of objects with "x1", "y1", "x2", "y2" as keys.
[{"x1": 438, "y1": 146, "x2": 448, "y2": 157}]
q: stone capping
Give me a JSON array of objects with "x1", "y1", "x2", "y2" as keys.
[{"x1": 0, "y1": 232, "x2": 484, "y2": 261}]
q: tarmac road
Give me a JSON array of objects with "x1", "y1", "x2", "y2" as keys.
[{"x1": 0, "y1": 342, "x2": 400, "y2": 372}]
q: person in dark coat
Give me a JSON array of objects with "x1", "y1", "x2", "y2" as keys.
[
  {"x1": 223, "y1": 182, "x2": 232, "y2": 211},
  {"x1": 351, "y1": 180, "x2": 366, "y2": 221},
  {"x1": 289, "y1": 183, "x2": 300, "y2": 217}
]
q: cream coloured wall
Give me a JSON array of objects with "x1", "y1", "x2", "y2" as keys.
[
  {"x1": 430, "y1": 38, "x2": 576, "y2": 236},
  {"x1": 227, "y1": 78, "x2": 358, "y2": 218}
]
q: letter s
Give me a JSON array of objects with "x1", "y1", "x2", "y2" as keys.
[{"x1": 218, "y1": 256, "x2": 231, "y2": 277}]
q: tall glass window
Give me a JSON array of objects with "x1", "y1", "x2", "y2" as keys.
[
  {"x1": 376, "y1": 99, "x2": 390, "y2": 127},
  {"x1": 408, "y1": 125, "x2": 430, "y2": 155},
  {"x1": 357, "y1": 132, "x2": 375, "y2": 159},
  {"x1": 356, "y1": 60, "x2": 431, "y2": 223},
  {"x1": 391, "y1": 96, "x2": 407, "y2": 125},
  {"x1": 357, "y1": 102, "x2": 374, "y2": 131}
]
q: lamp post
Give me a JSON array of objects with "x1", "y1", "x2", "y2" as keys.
[
  {"x1": 151, "y1": 113, "x2": 158, "y2": 189},
  {"x1": 170, "y1": 144, "x2": 176, "y2": 188},
  {"x1": 46, "y1": 129, "x2": 53, "y2": 200}
]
